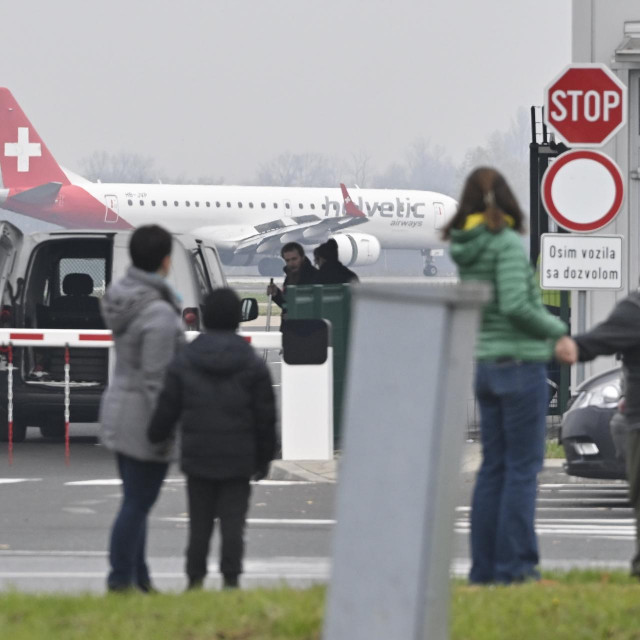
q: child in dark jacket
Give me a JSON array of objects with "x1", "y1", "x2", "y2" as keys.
[{"x1": 148, "y1": 288, "x2": 277, "y2": 590}]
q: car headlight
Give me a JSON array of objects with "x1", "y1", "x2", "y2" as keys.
[{"x1": 572, "y1": 380, "x2": 622, "y2": 410}]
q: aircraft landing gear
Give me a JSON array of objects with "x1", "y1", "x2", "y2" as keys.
[
  {"x1": 422, "y1": 250, "x2": 438, "y2": 277},
  {"x1": 258, "y1": 258, "x2": 284, "y2": 277}
]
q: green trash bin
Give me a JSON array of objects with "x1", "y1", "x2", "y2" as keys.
[{"x1": 286, "y1": 284, "x2": 352, "y2": 447}]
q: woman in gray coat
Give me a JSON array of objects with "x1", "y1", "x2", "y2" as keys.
[{"x1": 99, "y1": 225, "x2": 183, "y2": 592}]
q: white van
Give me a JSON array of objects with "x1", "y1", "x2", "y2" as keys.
[{"x1": 0, "y1": 221, "x2": 257, "y2": 442}]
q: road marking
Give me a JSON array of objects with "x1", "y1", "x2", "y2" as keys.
[
  {"x1": 456, "y1": 505, "x2": 631, "y2": 512},
  {"x1": 0, "y1": 478, "x2": 42, "y2": 484},
  {"x1": 253, "y1": 480, "x2": 312, "y2": 486},
  {"x1": 64, "y1": 478, "x2": 310, "y2": 487},
  {"x1": 0, "y1": 550, "x2": 107, "y2": 557},
  {"x1": 537, "y1": 498, "x2": 629, "y2": 504},
  {"x1": 552, "y1": 489, "x2": 628, "y2": 494},
  {"x1": 160, "y1": 517, "x2": 336, "y2": 526},
  {"x1": 540, "y1": 483, "x2": 628, "y2": 489}
]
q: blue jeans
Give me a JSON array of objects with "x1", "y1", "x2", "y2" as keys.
[
  {"x1": 469, "y1": 361, "x2": 548, "y2": 584},
  {"x1": 108, "y1": 453, "x2": 168, "y2": 590}
]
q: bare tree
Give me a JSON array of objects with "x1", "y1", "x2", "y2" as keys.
[
  {"x1": 347, "y1": 150, "x2": 373, "y2": 187},
  {"x1": 372, "y1": 139, "x2": 457, "y2": 195},
  {"x1": 256, "y1": 152, "x2": 341, "y2": 187},
  {"x1": 405, "y1": 139, "x2": 458, "y2": 195},
  {"x1": 372, "y1": 162, "x2": 410, "y2": 189},
  {"x1": 79, "y1": 151, "x2": 159, "y2": 183},
  {"x1": 457, "y1": 107, "x2": 530, "y2": 210}
]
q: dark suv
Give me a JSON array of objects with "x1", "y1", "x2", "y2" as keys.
[{"x1": 0, "y1": 221, "x2": 256, "y2": 442}]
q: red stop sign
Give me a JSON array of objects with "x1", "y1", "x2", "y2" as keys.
[{"x1": 544, "y1": 64, "x2": 627, "y2": 147}]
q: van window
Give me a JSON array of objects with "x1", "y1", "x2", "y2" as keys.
[
  {"x1": 192, "y1": 251, "x2": 211, "y2": 300},
  {"x1": 202, "y1": 247, "x2": 225, "y2": 288},
  {"x1": 23, "y1": 238, "x2": 111, "y2": 330},
  {"x1": 164, "y1": 242, "x2": 199, "y2": 311},
  {"x1": 21, "y1": 238, "x2": 112, "y2": 384}
]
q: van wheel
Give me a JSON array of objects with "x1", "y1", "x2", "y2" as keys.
[
  {"x1": 39, "y1": 420, "x2": 65, "y2": 440},
  {"x1": 0, "y1": 416, "x2": 27, "y2": 443}
]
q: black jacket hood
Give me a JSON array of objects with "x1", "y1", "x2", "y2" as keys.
[{"x1": 184, "y1": 331, "x2": 255, "y2": 375}]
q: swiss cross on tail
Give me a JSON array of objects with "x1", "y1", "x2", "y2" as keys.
[
  {"x1": 340, "y1": 183, "x2": 366, "y2": 217},
  {"x1": 0, "y1": 88, "x2": 70, "y2": 189},
  {"x1": 5, "y1": 127, "x2": 41, "y2": 172}
]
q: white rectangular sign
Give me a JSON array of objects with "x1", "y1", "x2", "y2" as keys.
[{"x1": 540, "y1": 234, "x2": 622, "y2": 290}]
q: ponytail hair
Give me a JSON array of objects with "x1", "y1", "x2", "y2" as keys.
[{"x1": 442, "y1": 167, "x2": 525, "y2": 239}]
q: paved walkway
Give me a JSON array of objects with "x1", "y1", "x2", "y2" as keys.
[{"x1": 269, "y1": 441, "x2": 564, "y2": 483}]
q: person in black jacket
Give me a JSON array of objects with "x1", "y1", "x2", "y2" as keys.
[
  {"x1": 266, "y1": 242, "x2": 318, "y2": 323},
  {"x1": 147, "y1": 288, "x2": 277, "y2": 590},
  {"x1": 555, "y1": 294, "x2": 640, "y2": 577},
  {"x1": 313, "y1": 239, "x2": 359, "y2": 284}
]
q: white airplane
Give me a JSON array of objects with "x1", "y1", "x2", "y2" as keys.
[{"x1": 0, "y1": 88, "x2": 457, "y2": 276}]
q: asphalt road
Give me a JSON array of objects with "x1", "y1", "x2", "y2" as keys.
[
  {"x1": 0, "y1": 428, "x2": 334, "y2": 592},
  {"x1": 0, "y1": 435, "x2": 634, "y2": 593}
]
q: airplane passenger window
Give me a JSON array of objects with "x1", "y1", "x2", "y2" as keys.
[
  {"x1": 216, "y1": 201, "x2": 220, "y2": 207},
  {"x1": 299, "y1": 203, "x2": 303, "y2": 209},
  {"x1": 186, "y1": 201, "x2": 191, "y2": 207},
  {"x1": 195, "y1": 202, "x2": 199, "y2": 207},
  {"x1": 261, "y1": 203, "x2": 266, "y2": 208},
  {"x1": 285, "y1": 203, "x2": 290, "y2": 209},
  {"x1": 311, "y1": 204, "x2": 316, "y2": 209},
  {"x1": 163, "y1": 201, "x2": 167, "y2": 206},
  {"x1": 139, "y1": 200, "x2": 144, "y2": 206},
  {"x1": 151, "y1": 201, "x2": 156, "y2": 206},
  {"x1": 322, "y1": 204, "x2": 326, "y2": 210},
  {"x1": 206, "y1": 202, "x2": 210, "y2": 207},
  {"x1": 238, "y1": 202, "x2": 243, "y2": 208},
  {"x1": 273, "y1": 203, "x2": 278, "y2": 209},
  {"x1": 174, "y1": 201, "x2": 179, "y2": 206},
  {"x1": 127, "y1": 200, "x2": 133, "y2": 206},
  {"x1": 227, "y1": 202, "x2": 231, "y2": 208},
  {"x1": 249, "y1": 203, "x2": 254, "y2": 208}
]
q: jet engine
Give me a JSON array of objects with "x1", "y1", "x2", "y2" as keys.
[{"x1": 329, "y1": 233, "x2": 381, "y2": 267}]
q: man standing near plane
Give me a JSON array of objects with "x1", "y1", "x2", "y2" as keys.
[
  {"x1": 266, "y1": 242, "x2": 318, "y2": 324},
  {"x1": 314, "y1": 238, "x2": 359, "y2": 284}
]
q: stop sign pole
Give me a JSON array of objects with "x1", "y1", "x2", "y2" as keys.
[
  {"x1": 544, "y1": 63, "x2": 627, "y2": 148},
  {"x1": 543, "y1": 63, "x2": 627, "y2": 385}
]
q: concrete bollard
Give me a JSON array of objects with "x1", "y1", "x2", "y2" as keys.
[{"x1": 323, "y1": 282, "x2": 490, "y2": 640}]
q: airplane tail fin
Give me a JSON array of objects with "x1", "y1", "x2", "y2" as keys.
[
  {"x1": 340, "y1": 183, "x2": 366, "y2": 218},
  {"x1": 0, "y1": 88, "x2": 70, "y2": 189}
]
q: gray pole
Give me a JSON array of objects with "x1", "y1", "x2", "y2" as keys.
[
  {"x1": 576, "y1": 290, "x2": 586, "y2": 384},
  {"x1": 323, "y1": 282, "x2": 490, "y2": 640}
]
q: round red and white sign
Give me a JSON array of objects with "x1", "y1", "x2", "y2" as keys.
[{"x1": 541, "y1": 149, "x2": 624, "y2": 233}]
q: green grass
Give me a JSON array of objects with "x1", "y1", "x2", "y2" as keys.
[
  {"x1": 3, "y1": 572, "x2": 640, "y2": 639},
  {"x1": 0, "y1": 586, "x2": 325, "y2": 640},
  {"x1": 546, "y1": 439, "x2": 566, "y2": 459}
]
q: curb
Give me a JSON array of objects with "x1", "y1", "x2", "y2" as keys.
[
  {"x1": 268, "y1": 460, "x2": 337, "y2": 483},
  {"x1": 268, "y1": 456, "x2": 565, "y2": 483}
]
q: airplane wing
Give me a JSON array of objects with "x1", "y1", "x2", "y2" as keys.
[
  {"x1": 233, "y1": 212, "x2": 368, "y2": 254},
  {"x1": 194, "y1": 183, "x2": 368, "y2": 255}
]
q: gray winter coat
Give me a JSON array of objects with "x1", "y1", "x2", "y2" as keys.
[{"x1": 99, "y1": 266, "x2": 184, "y2": 462}]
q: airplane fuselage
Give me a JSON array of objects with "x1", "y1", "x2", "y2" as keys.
[{"x1": 3, "y1": 182, "x2": 456, "y2": 250}]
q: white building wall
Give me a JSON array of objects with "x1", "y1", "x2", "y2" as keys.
[{"x1": 571, "y1": 1, "x2": 640, "y2": 381}]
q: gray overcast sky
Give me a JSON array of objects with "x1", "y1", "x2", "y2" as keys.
[{"x1": 2, "y1": 0, "x2": 571, "y2": 187}]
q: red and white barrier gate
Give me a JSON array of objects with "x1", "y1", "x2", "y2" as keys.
[{"x1": 1, "y1": 329, "x2": 282, "y2": 464}]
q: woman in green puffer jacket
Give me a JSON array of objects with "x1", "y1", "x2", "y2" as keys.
[{"x1": 443, "y1": 167, "x2": 567, "y2": 585}]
